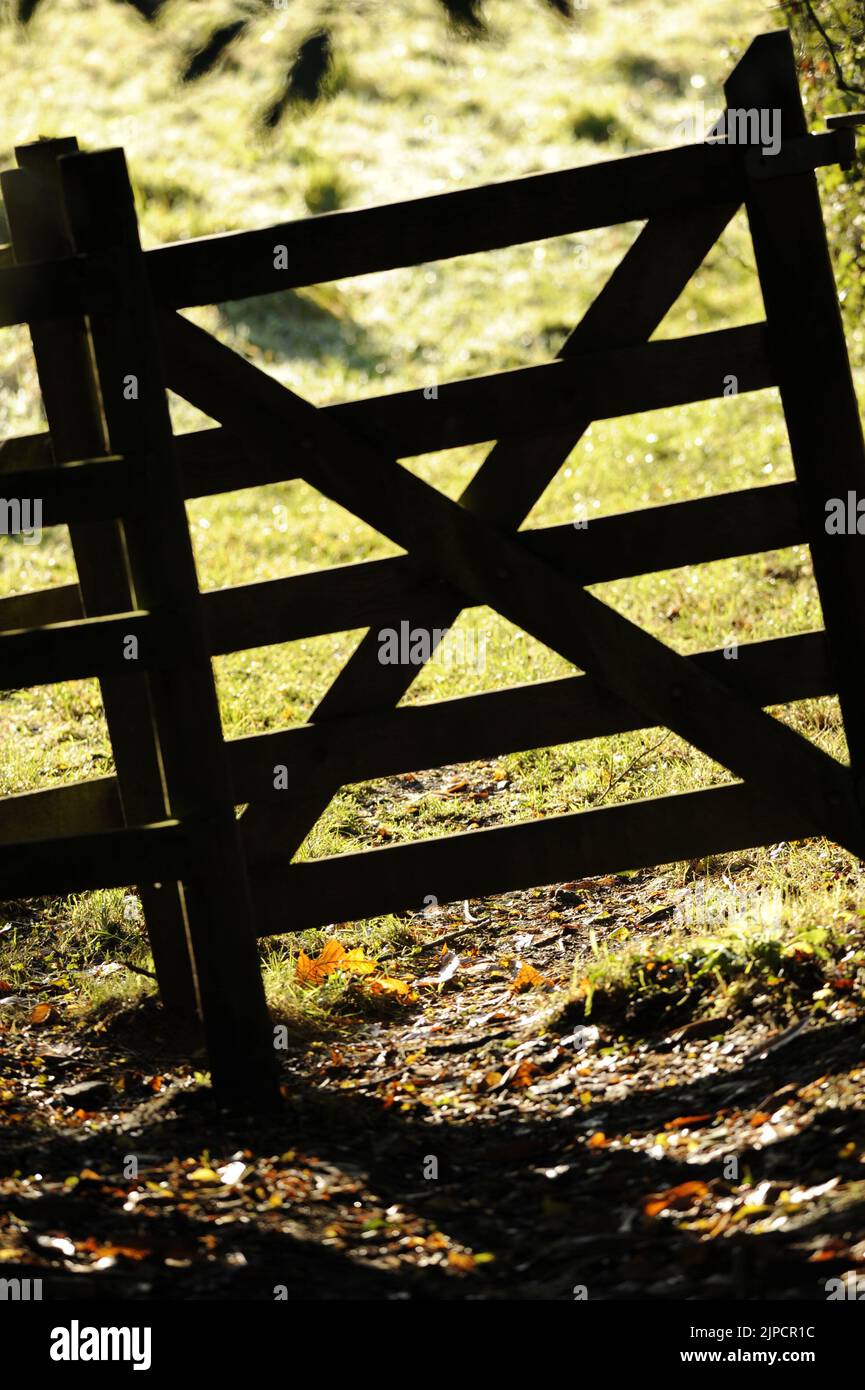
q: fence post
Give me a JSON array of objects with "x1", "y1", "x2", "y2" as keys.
[
  {"x1": 1, "y1": 138, "x2": 199, "y2": 1017},
  {"x1": 726, "y1": 32, "x2": 865, "y2": 804},
  {"x1": 56, "y1": 146, "x2": 280, "y2": 1108}
]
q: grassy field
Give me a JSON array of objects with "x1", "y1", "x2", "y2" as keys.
[{"x1": 1, "y1": 0, "x2": 864, "y2": 1023}]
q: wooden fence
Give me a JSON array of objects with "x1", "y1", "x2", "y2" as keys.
[{"x1": 2, "y1": 31, "x2": 865, "y2": 1105}]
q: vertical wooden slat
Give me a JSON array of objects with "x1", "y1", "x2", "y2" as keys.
[
  {"x1": 57, "y1": 147, "x2": 279, "y2": 1108},
  {"x1": 726, "y1": 32, "x2": 865, "y2": 799},
  {"x1": 2, "y1": 140, "x2": 198, "y2": 1015}
]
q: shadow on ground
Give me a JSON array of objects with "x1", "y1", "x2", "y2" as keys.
[{"x1": 2, "y1": 1002, "x2": 863, "y2": 1300}]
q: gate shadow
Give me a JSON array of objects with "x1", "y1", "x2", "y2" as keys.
[{"x1": 1, "y1": 1017, "x2": 862, "y2": 1298}]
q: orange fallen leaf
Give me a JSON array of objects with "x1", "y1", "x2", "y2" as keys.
[
  {"x1": 296, "y1": 939, "x2": 349, "y2": 986},
  {"x1": 587, "y1": 1132, "x2": 608, "y2": 1149},
  {"x1": 511, "y1": 1060, "x2": 539, "y2": 1089},
  {"x1": 29, "y1": 1003, "x2": 54, "y2": 1025},
  {"x1": 511, "y1": 961, "x2": 545, "y2": 993},
  {"x1": 644, "y1": 1180, "x2": 709, "y2": 1218},
  {"x1": 83, "y1": 1238, "x2": 152, "y2": 1262},
  {"x1": 342, "y1": 947, "x2": 378, "y2": 976},
  {"x1": 448, "y1": 1250, "x2": 476, "y2": 1271},
  {"x1": 297, "y1": 940, "x2": 381, "y2": 986},
  {"x1": 368, "y1": 975, "x2": 416, "y2": 1001},
  {"x1": 665, "y1": 1114, "x2": 713, "y2": 1131}
]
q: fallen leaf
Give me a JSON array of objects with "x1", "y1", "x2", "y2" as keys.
[
  {"x1": 296, "y1": 939, "x2": 349, "y2": 986},
  {"x1": 218, "y1": 1161, "x2": 249, "y2": 1186},
  {"x1": 644, "y1": 1180, "x2": 709, "y2": 1218},
  {"x1": 342, "y1": 947, "x2": 378, "y2": 976},
  {"x1": 37, "y1": 1234, "x2": 75, "y2": 1256},
  {"x1": 29, "y1": 1003, "x2": 54, "y2": 1025},
  {"x1": 188, "y1": 1166, "x2": 222, "y2": 1185},
  {"x1": 82, "y1": 1237, "x2": 151, "y2": 1262},
  {"x1": 511, "y1": 1060, "x2": 539, "y2": 1089},
  {"x1": 368, "y1": 975, "x2": 416, "y2": 1001},
  {"x1": 417, "y1": 951, "x2": 460, "y2": 988},
  {"x1": 448, "y1": 1250, "x2": 476, "y2": 1271},
  {"x1": 511, "y1": 961, "x2": 546, "y2": 993}
]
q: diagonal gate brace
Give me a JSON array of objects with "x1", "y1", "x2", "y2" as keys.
[{"x1": 160, "y1": 308, "x2": 865, "y2": 858}]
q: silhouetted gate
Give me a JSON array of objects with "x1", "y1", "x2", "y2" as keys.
[{"x1": 1, "y1": 33, "x2": 863, "y2": 1102}]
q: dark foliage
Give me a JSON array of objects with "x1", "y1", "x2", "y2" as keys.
[
  {"x1": 781, "y1": 2, "x2": 865, "y2": 329},
  {"x1": 784, "y1": 0, "x2": 865, "y2": 97}
]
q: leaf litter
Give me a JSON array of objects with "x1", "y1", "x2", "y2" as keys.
[{"x1": 0, "y1": 871, "x2": 864, "y2": 1298}]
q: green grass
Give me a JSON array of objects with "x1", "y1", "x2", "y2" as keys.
[
  {"x1": 564, "y1": 886, "x2": 865, "y2": 1034},
  {"x1": 2, "y1": 0, "x2": 865, "y2": 1023}
]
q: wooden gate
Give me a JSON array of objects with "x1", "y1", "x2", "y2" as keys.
[{"x1": 2, "y1": 32, "x2": 864, "y2": 1104}]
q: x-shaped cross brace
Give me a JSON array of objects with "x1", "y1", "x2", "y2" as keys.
[{"x1": 157, "y1": 200, "x2": 865, "y2": 871}]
